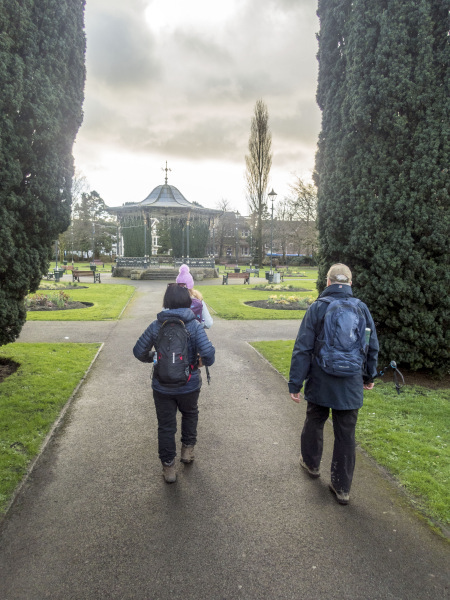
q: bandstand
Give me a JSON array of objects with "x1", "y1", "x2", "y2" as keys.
[{"x1": 107, "y1": 165, "x2": 221, "y2": 278}]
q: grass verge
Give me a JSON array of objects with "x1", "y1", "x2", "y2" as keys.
[
  {"x1": 27, "y1": 283, "x2": 135, "y2": 321},
  {"x1": 251, "y1": 339, "x2": 450, "y2": 531},
  {"x1": 202, "y1": 281, "x2": 317, "y2": 320},
  {"x1": 0, "y1": 343, "x2": 101, "y2": 515}
]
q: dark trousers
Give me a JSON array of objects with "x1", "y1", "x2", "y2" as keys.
[
  {"x1": 153, "y1": 389, "x2": 200, "y2": 464},
  {"x1": 301, "y1": 402, "x2": 358, "y2": 493}
]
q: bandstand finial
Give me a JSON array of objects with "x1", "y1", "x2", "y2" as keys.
[{"x1": 162, "y1": 160, "x2": 172, "y2": 184}]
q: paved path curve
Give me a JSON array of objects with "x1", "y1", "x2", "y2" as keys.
[{"x1": 0, "y1": 277, "x2": 448, "y2": 599}]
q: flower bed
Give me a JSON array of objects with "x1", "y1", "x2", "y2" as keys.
[
  {"x1": 245, "y1": 294, "x2": 315, "y2": 310},
  {"x1": 27, "y1": 291, "x2": 92, "y2": 311}
]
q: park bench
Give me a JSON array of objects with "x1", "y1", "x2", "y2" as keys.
[
  {"x1": 72, "y1": 270, "x2": 101, "y2": 283},
  {"x1": 245, "y1": 269, "x2": 260, "y2": 277},
  {"x1": 222, "y1": 272, "x2": 250, "y2": 285}
]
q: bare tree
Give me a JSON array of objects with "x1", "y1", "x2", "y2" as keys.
[
  {"x1": 71, "y1": 170, "x2": 90, "y2": 204},
  {"x1": 288, "y1": 176, "x2": 317, "y2": 225},
  {"x1": 274, "y1": 198, "x2": 296, "y2": 264},
  {"x1": 245, "y1": 99, "x2": 272, "y2": 266},
  {"x1": 215, "y1": 199, "x2": 235, "y2": 259},
  {"x1": 288, "y1": 176, "x2": 318, "y2": 262}
]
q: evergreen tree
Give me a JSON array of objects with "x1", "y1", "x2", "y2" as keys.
[
  {"x1": 70, "y1": 191, "x2": 116, "y2": 259},
  {"x1": 315, "y1": 0, "x2": 450, "y2": 374},
  {"x1": 170, "y1": 221, "x2": 184, "y2": 257},
  {"x1": 157, "y1": 219, "x2": 172, "y2": 254},
  {"x1": 189, "y1": 220, "x2": 209, "y2": 258},
  {"x1": 0, "y1": 0, "x2": 86, "y2": 344},
  {"x1": 121, "y1": 217, "x2": 146, "y2": 257}
]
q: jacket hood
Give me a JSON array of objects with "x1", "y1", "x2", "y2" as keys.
[
  {"x1": 156, "y1": 308, "x2": 196, "y2": 323},
  {"x1": 320, "y1": 283, "x2": 354, "y2": 299}
]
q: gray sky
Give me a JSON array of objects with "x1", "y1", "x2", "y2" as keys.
[{"x1": 73, "y1": 0, "x2": 321, "y2": 213}]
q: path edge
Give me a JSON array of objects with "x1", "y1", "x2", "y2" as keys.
[
  {"x1": 247, "y1": 342, "x2": 449, "y2": 541},
  {"x1": 0, "y1": 343, "x2": 105, "y2": 526}
]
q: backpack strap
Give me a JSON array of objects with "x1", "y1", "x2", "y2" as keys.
[{"x1": 314, "y1": 296, "x2": 334, "y2": 336}]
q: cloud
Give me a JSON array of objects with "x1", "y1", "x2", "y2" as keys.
[
  {"x1": 75, "y1": 0, "x2": 321, "y2": 208},
  {"x1": 86, "y1": 1, "x2": 160, "y2": 90}
]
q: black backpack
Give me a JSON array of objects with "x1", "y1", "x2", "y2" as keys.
[{"x1": 154, "y1": 318, "x2": 192, "y2": 388}]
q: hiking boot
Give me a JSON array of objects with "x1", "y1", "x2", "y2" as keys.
[
  {"x1": 299, "y1": 458, "x2": 320, "y2": 478},
  {"x1": 329, "y1": 483, "x2": 349, "y2": 505},
  {"x1": 180, "y1": 444, "x2": 195, "y2": 464},
  {"x1": 162, "y1": 460, "x2": 176, "y2": 483}
]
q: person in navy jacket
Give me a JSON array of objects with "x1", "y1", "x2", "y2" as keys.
[
  {"x1": 133, "y1": 283, "x2": 215, "y2": 483},
  {"x1": 289, "y1": 263, "x2": 379, "y2": 504}
]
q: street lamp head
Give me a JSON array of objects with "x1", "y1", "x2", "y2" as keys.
[{"x1": 268, "y1": 188, "x2": 277, "y2": 201}]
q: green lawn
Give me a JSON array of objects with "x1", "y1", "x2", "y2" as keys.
[
  {"x1": 251, "y1": 339, "x2": 450, "y2": 531},
  {"x1": 202, "y1": 281, "x2": 317, "y2": 320},
  {"x1": 0, "y1": 343, "x2": 101, "y2": 514},
  {"x1": 27, "y1": 283, "x2": 135, "y2": 321}
]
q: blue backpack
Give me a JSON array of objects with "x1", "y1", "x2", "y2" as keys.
[{"x1": 315, "y1": 297, "x2": 367, "y2": 377}]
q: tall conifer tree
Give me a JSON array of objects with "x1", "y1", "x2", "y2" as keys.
[
  {"x1": 0, "y1": 0, "x2": 86, "y2": 344},
  {"x1": 315, "y1": 0, "x2": 449, "y2": 374},
  {"x1": 245, "y1": 99, "x2": 272, "y2": 267}
]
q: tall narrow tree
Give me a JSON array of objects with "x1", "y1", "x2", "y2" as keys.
[
  {"x1": 0, "y1": 0, "x2": 86, "y2": 344},
  {"x1": 245, "y1": 99, "x2": 272, "y2": 267},
  {"x1": 315, "y1": 0, "x2": 450, "y2": 374}
]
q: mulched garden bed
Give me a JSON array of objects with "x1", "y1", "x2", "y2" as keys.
[
  {"x1": 27, "y1": 302, "x2": 94, "y2": 311},
  {"x1": 383, "y1": 369, "x2": 450, "y2": 390},
  {"x1": 0, "y1": 358, "x2": 20, "y2": 383}
]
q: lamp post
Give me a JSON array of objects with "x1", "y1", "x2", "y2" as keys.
[
  {"x1": 268, "y1": 188, "x2": 277, "y2": 273},
  {"x1": 143, "y1": 215, "x2": 147, "y2": 257},
  {"x1": 235, "y1": 214, "x2": 238, "y2": 266}
]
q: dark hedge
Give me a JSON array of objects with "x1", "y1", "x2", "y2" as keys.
[
  {"x1": 0, "y1": 0, "x2": 85, "y2": 344},
  {"x1": 315, "y1": 0, "x2": 449, "y2": 375}
]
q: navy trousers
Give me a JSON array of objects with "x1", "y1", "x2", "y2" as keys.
[
  {"x1": 301, "y1": 402, "x2": 358, "y2": 493},
  {"x1": 153, "y1": 389, "x2": 200, "y2": 464}
]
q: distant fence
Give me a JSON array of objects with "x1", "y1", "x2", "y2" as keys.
[
  {"x1": 116, "y1": 257, "x2": 214, "y2": 269},
  {"x1": 174, "y1": 258, "x2": 215, "y2": 268}
]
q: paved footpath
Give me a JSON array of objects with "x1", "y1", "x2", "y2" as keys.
[{"x1": 0, "y1": 276, "x2": 448, "y2": 600}]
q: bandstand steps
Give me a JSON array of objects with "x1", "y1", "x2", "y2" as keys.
[{"x1": 140, "y1": 269, "x2": 177, "y2": 281}]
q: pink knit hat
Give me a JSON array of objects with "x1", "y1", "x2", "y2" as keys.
[{"x1": 176, "y1": 264, "x2": 194, "y2": 289}]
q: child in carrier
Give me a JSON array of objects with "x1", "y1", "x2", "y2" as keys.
[
  {"x1": 133, "y1": 284, "x2": 215, "y2": 483},
  {"x1": 176, "y1": 264, "x2": 213, "y2": 328}
]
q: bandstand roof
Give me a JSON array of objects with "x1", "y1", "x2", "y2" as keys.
[{"x1": 107, "y1": 182, "x2": 221, "y2": 219}]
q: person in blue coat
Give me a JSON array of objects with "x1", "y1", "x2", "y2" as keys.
[
  {"x1": 289, "y1": 264, "x2": 379, "y2": 504},
  {"x1": 133, "y1": 283, "x2": 215, "y2": 483}
]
